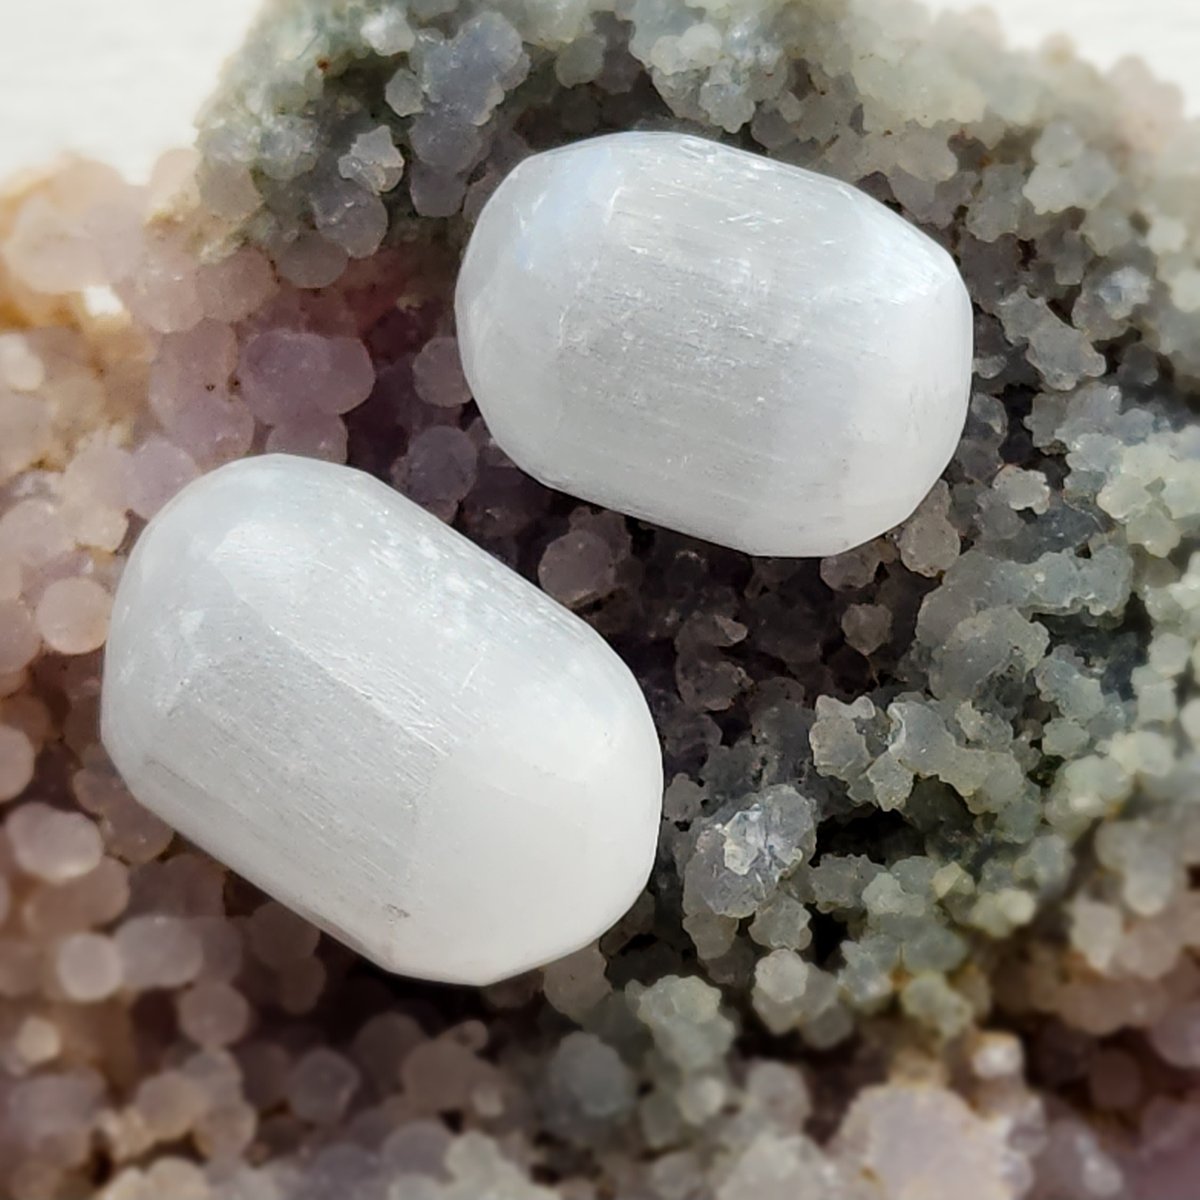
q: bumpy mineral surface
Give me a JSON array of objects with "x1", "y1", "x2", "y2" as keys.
[{"x1": 0, "y1": 0, "x2": 1198, "y2": 1197}]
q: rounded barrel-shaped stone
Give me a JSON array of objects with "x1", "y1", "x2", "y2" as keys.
[
  {"x1": 456, "y1": 131, "x2": 973, "y2": 557},
  {"x1": 101, "y1": 455, "x2": 663, "y2": 985}
]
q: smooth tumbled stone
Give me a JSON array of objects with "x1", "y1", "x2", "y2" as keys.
[
  {"x1": 456, "y1": 131, "x2": 973, "y2": 557},
  {"x1": 101, "y1": 455, "x2": 663, "y2": 985}
]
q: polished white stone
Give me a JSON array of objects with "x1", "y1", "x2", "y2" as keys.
[
  {"x1": 101, "y1": 455, "x2": 663, "y2": 985},
  {"x1": 456, "y1": 131, "x2": 974, "y2": 557}
]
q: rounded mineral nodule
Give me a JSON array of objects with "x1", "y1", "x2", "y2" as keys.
[
  {"x1": 100, "y1": 454, "x2": 664, "y2": 985},
  {"x1": 456, "y1": 131, "x2": 974, "y2": 557}
]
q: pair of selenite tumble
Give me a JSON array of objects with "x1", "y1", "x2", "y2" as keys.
[{"x1": 102, "y1": 133, "x2": 973, "y2": 984}]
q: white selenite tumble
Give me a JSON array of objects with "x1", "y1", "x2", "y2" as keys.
[
  {"x1": 456, "y1": 131, "x2": 974, "y2": 557},
  {"x1": 101, "y1": 455, "x2": 664, "y2": 985}
]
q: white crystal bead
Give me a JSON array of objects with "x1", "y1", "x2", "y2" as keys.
[
  {"x1": 456, "y1": 131, "x2": 973, "y2": 557},
  {"x1": 101, "y1": 455, "x2": 663, "y2": 985}
]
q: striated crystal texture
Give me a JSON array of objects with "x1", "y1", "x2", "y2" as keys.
[
  {"x1": 457, "y1": 131, "x2": 974, "y2": 557},
  {"x1": 100, "y1": 454, "x2": 663, "y2": 985}
]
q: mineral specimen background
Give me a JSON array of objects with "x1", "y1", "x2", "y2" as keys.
[
  {"x1": 0, "y1": 0, "x2": 1199, "y2": 1198},
  {"x1": 4, "y1": 0, "x2": 1199, "y2": 183}
]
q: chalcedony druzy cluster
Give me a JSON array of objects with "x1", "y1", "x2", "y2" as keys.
[{"x1": 0, "y1": 0, "x2": 1199, "y2": 1196}]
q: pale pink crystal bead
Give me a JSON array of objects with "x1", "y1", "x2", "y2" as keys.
[
  {"x1": 0, "y1": 334, "x2": 46, "y2": 391},
  {"x1": 395, "y1": 425, "x2": 478, "y2": 520},
  {"x1": 55, "y1": 932, "x2": 123, "y2": 1002},
  {"x1": 413, "y1": 337, "x2": 472, "y2": 409},
  {"x1": 275, "y1": 233, "x2": 350, "y2": 289},
  {"x1": 196, "y1": 247, "x2": 278, "y2": 323},
  {"x1": 127, "y1": 437, "x2": 199, "y2": 520},
  {"x1": 239, "y1": 330, "x2": 375, "y2": 424},
  {"x1": 119, "y1": 236, "x2": 204, "y2": 334},
  {"x1": 149, "y1": 323, "x2": 253, "y2": 465},
  {"x1": 0, "y1": 393, "x2": 51, "y2": 485},
  {"x1": 60, "y1": 441, "x2": 131, "y2": 552},
  {"x1": 265, "y1": 414, "x2": 349, "y2": 463},
  {"x1": 0, "y1": 600, "x2": 40, "y2": 674},
  {"x1": 0, "y1": 726, "x2": 35, "y2": 802},
  {"x1": 7, "y1": 802, "x2": 103, "y2": 883},
  {"x1": 0, "y1": 499, "x2": 73, "y2": 571},
  {"x1": 35, "y1": 577, "x2": 112, "y2": 655}
]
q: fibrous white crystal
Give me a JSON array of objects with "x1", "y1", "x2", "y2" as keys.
[
  {"x1": 101, "y1": 454, "x2": 663, "y2": 985},
  {"x1": 456, "y1": 131, "x2": 973, "y2": 557}
]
